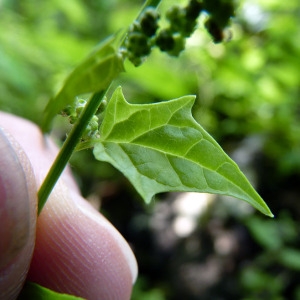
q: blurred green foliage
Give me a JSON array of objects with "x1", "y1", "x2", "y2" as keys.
[
  {"x1": 1, "y1": 0, "x2": 299, "y2": 175},
  {"x1": 0, "y1": 0, "x2": 137, "y2": 123},
  {"x1": 241, "y1": 212, "x2": 300, "y2": 299},
  {"x1": 1, "y1": 0, "x2": 300, "y2": 299}
]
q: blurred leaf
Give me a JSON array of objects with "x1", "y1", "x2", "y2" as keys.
[
  {"x1": 42, "y1": 32, "x2": 125, "y2": 132},
  {"x1": 93, "y1": 87, "x2": 273, "y2": 216},
  {"x1": 279, "y1": 248, "x2": 300, "y2": 271},
  {"x1": 241, "y1": 266, "x2": 284, "y2": 297},
  {"x1": 18, "y1": 281, "x2": 83, "y2": 300},
  {"x1": 120, "y1": 54, "x2": 197, "y2": 100},
  {"x1": 246, "y1": 216, "x2": 281, "y2": 250},
  {"x1": 131, "y1": 277, "x2": 166, "y2": 300},
  {"x1": 246, "y1": 213, "x2": 299, "y2": 250}
]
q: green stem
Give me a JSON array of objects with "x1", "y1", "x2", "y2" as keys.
[
  {"x1": 144, "y1": 0, "x2": 161, "y2": 8},
  {"x1": 136, "y1": 0, "x2": 162, "y2": 20},
  {"x1": 37, "y1": 1, "x2": 162, "y2": 215},
  {"x1": 37, "y1": 90, "x2": 106, "y2": 214}
]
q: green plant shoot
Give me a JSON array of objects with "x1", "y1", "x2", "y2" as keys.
[{"x1": 42, "y1": 33, "x2": 125, "y2": 132}]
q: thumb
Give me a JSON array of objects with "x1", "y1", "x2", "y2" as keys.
[{"x1": 0, "y1": 128, "x2": 37, "y2": 299}]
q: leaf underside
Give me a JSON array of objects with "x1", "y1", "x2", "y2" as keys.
[
  {"x1": 42, "y1": 33, "x2": 125, "y2": 132},
  {"x1": 93, "y1": 87, "x2": 273, "y2": 217}
]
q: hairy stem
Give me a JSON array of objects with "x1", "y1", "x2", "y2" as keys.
[{"x1": 37, "y1": 90, "x2": 106, "y2": 214}]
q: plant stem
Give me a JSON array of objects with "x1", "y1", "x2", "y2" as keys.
[
  {"x1": 145, "y1": 0, "x2": 161, "y2": 8},
  {"x1": 37, "y1": 90, "x2": 106, "y2": 214},
  {"x1": 138, "y1": 0, "x2": 162, "y2": 18},
  {"x1": 37, "y1": 0, "x2": 162, "y2": 215}
]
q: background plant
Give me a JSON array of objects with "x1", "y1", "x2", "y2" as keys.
[{"x1": 1, "y1": 0, "x2": 300, "y2": 299}]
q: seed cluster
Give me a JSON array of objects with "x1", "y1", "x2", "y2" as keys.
[
  {"x1": 125, "y1": 7, "x2": 160, "y2": 66},
  {"x1": 203, "y1": 0, "x2": 234, "y2": 43},
  {"x1": 125, "y1": 0, "x2": 235, "y2": 66},
  {"x1": 62, "y1": 98, "x2": 100, "y2": 141}
]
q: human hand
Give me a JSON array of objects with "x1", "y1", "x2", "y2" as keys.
[{"x1": 0, "y1": 112, "x2": 137, "y2": 300}]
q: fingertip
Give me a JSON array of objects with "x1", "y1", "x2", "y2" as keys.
[
  {"x1": 73, "y1": 193, "x2": 138, "y2": 284},
  {"x1": 0, "y1": 112, "x2": 79, "y2": 193},
  {"x1": 0, "y1": 112, "x2": 138, "y2": 299},
  {"x1": 28, "y1": 182, "x2": 137, "y2": 300},
  {"x1": 0, "y1": 128, "x2": 37, "y2": 299}
]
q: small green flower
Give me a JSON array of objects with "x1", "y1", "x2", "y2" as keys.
[
  {"x1": 167, "y1": 33, "x2": 185, "y2": 57},
  {"x1": 185, "y1": 0, "x2": 203, "y2": 21},
  {"x1": 126, "y1": 31, "x2": 151, "y2": 57},
  {"x1": 205, "y1": 17, "x2": 224, "y2": 43},
  {"x1": 166, "y1": 2, "x2": 202, "y2": 37},
  {"x1": 75, "y1": 99, "x2": 87, "y2": 116},
  {"x1": 166, "y1": 5, "x2": 186, "y2": 33},
  {"x1": 140, "y1": 7, "x2": 160, "y2": 37},
  {"x1": 203, "y1": 0, "x2": 234, "y2": 28},
  {"x1": 156, "y1": 29, "x2": 175, "y2": 52}
]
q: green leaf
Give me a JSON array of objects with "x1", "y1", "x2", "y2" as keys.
[
  {"x1": 279, "y1": 248, "x2": 300, "y2": 270},
  {"x1": 42, "y1": 32, "x2": 125, "y2": 132},
  {"x1": 18, "y1": 281, "x2": 84, "y2": 300},
  {"x1": 93, "y1": 87, "x2": 273, "y2": 217}
]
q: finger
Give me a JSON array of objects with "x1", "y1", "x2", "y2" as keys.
[
  {"x1": 28, "y1": 185, "x2": 138, "y2": 299},
  {"x1": 0, "y1": 128, "x2": 37, "y2": 299},
  {"x1": 0, "y1": 112, "x2": 79, "y2": 193},
  {"x1": 0, "y1": 112, "x2": 138, "y2": 299}
]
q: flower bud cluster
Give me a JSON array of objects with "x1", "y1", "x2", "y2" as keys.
[
  {"x1": 61, "y1": 98, "x2": 100, "y2": 141},
  {"x1": 155, "y1": 0, "x2": 203, "y2": 57},
  {"x1": 125, "y1": 0, "x2": 234, "y2": 66},
  {"x1": 125, "y1": 7, "x2": 160, "y2": 66},
  {"x1": 203, "y1": 0, "x2": 235, "y2": 43}
]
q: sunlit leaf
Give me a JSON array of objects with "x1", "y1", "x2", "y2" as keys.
[
  {"x1": 18, "y1": 281, "x2": 84, "y2": 300},
  {"x1": 42, "y1": 32, "x2": 125, "y2": 132},
  {"x1": 93, "y1": 87, "x2": 273, "y2": 217}
]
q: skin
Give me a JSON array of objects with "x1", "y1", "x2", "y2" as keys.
[{"x1": 0, "y1": 112, "x2": 138, "y2": 300}]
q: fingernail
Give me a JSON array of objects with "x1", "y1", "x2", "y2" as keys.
[
  {"x1": 0, "y1": 128, "x2": 31, "y2": 269},
  {"x1": 72, "y1": 193, "x2": 138, "y2": 284}
]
